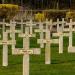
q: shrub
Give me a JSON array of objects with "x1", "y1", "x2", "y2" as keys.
[
  {"x1": 34, "y1": 12, "x2": 46, "y2": 21},
  {"x1": 46, "y1": 11, "x2": 66, "y2": 21},
  {"x1": 0, "y1": 4, "x2": 19, "y2": 20},
  {"x1": 66, "y1": 11, "x2": 75, "y2": 21}
]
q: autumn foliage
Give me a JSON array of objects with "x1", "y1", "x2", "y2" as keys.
[{"x1": 0, "y1": 4, "x2": 19, "y2": 19}]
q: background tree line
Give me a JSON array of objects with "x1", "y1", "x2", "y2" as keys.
[{"x1": 0, "y1": 0, "x2": 75, "y2": 10}]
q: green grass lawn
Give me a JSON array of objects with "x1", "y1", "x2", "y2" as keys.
[{"x1": 0, "y1": 32, "x2": 75, "y2": 75}]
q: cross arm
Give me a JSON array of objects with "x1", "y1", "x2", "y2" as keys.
[{"x1": 0, "y1": 40, "x2": 16, "y2": 45}]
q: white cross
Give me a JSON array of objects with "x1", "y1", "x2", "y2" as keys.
[
  {"x1": 67, "y1": 19, "x2": 75, "y2": 53},
  {"x1": 53, "y1": 19, "x2": 75, "y2": 53},
  {"x1": 26, "y1": 19, "x2": 36, "y2": 35},
  {"x1": 6, "y1": 20, "x2": 21, "y2": 54},
  {"x1": 34, "y1": 20, "x2": 47, "y2": 48},
  {"x1": 0, "y1": 19, "x2": 8, "y2": 66},
  {"x1": 0, "y1": 32, "x2": 16, "y2": 66},
  {"x1": 45, "y1": 19, "x2": 60, "y2": 64},
  {"x1": 36, "y1": 19, "x2": 58, "y2": 64},
  {"x1": 52, "y1": 18, "x2": 65, "y2": 53},
  {"x1": 12, "y1": 27, "x2": 40, "y2": 75},
  {"x1": 16, "y1": 19, "x2": 36, "y2": 34},
  {"x1": 0, "y1": 19, "x2": 15, "y2": 66}
]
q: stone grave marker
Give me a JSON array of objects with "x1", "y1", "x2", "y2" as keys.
[{"x1": 12, "y1": 27, "x2": 40, "y2": 75}]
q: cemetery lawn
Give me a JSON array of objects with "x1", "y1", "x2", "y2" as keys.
[{"x1": 0, "y1": 32, "x2": 75, "y2": 75}]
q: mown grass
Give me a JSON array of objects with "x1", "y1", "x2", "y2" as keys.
[{"x1": 0, "y1": 31, "x2": 75, "y2": 75}]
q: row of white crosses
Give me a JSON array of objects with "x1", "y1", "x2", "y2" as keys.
[
  {"x1": 0, "y1": 19, "x2": 40, "y2": 75},
  {"x1": 0, "y1": 18, "x2": 75, "y2": 75},
  {"x1": 35, "y1": 19, "x2": 60, "y2": 64},
  {"x1": 0, "y1": 19, "x2": 17, "y2": 66},
  {"x1": 3, "y1": 19, "x2": 23, "y2": 66},
  {"x1": 35, "y1": 18, "x2": 75, "y2": 65},
  {"x1": 0, "y1": 19, "x2": 35, "y2": 67},
  {"x1": 53, "y1": 18, "x2": 75, "y2": 53}
]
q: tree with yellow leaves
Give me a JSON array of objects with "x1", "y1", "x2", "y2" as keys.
[
  {"x1": 34, "y1": 12, "x2": 46, "y2": 21},
  {"x1": 0, "y1": 4, "x2": 19, "y2": 19}
]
